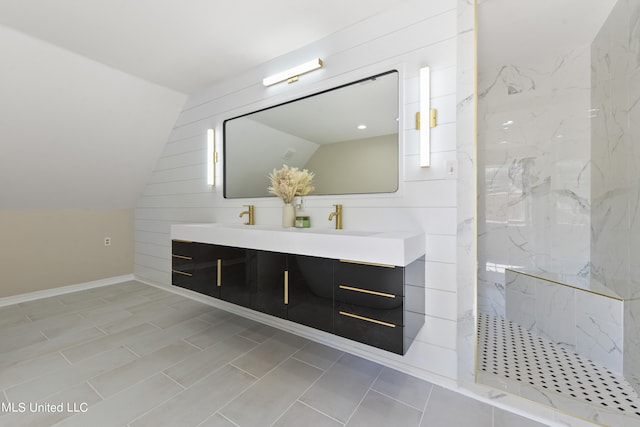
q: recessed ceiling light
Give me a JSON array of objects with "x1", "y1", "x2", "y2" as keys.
[{"x1": 357, "y1": 124, "x2": 367, "y2": 130}]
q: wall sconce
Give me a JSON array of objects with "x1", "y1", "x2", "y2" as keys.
[
  {"x1": 207, "y1": 128, "x2": 218, "y2": 186},
  {"x1": 262, "y1": 58, "x2": 324, "y2": 87},
  {"x1": 416, "y1": 66, "x2": 437, "y2": 167}
]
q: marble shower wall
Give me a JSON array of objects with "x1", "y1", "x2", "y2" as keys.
[
  {"x1": 478, "y1": 49, "x2": 592, "y2": 316},
  {"x1": 478, "y1": 0, "x2": 640, "y2": 394},
  {"x1": 590, "y1": 0, "x2": 640, "y2": 394},
  {"x1": 591, "y1": 0, "x2": 640, "y2": 301}
]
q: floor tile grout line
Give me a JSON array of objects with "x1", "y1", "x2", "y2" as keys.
[
  {"x1": 417, "y1": 382, "x2": 435, "y2": 427},
  {"x1": 120, "y1": 372, "x2": 187, "y2": 426},
  {"x1": 203, "y1": 360, "x2": 291, "y2": 427},
  {"x1": 226, "y1": 362, "x2": 261, "y2": 380},
  {"x1": 268, "y1": 355, "x2": 340, "y2": 427},
  {"x1": 179, "y1": 337, "x2": 206, "y2": 352},
  {"x1": 160, "y1": 338, "x2": 260, "y2": 390},
  {"x1": 270, "y1": 352, "x2": 374, "y2": 427},
  {"x1": 5, "y1": 343, "x2": 117, "y2": 396},
  {"x1": 122, "y1": 343, "x2": 143, "y2": 358},
  {"x1": 342, "y1": 364, "x2": 385, "y2": 426},
  {"x1": 79, "y1": 334, "x2": 223, "y2": 424},
  {"x1": 294, "y1": 399, "x2": 347, "y2": 426},
  {"x1": 284, "y1": 347, "x2": 345, "y2": 423},
  {"x1": 223, "y1": 331, "x2": 310, "y2": 379},
  {"x1": 7, "y1": 345, "x2": 143, "y2": 405},
  {"x1": 290, "y1": 354, "x2": 337, "y2": 372},
  {"x1": 220, "y1": 343, "x2": 339, "y2": 427},
  {"x1": 198, "y1": 411, "x2": 240, "y2": 427},
  {"x1": 79, "y1": 357, "x2": 177, "y2": 404},
  {"x1": 160, "y1": 371, "x2": 186, "y2": 390},
  {"x1": 59, "y1": 350, "x2": 73, "y2": 366},
  {"x1": 85, "y1": 340, "x2": 230, "y2": 401},
  {"x1": 86, "y1": 379, "x2": 106, "y2": 401},
  {"x1": 270, "y1": 391, "x2": 308, "y2": 426},
  {"x1": 0, "y1": 351, "x2": 71, "y2": 392},
  {"x1": 369, "y1": 387, "x2": 431, "y2": 413},
  {"x1": 0, "y1": 313, "x2": 94, "y2": 347}
]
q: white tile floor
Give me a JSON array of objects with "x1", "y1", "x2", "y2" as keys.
[
  {"x1": 0, "y1": 281, "x2": 549, "y2": 426},
  {"x1": 478, "y1": 314, "x2": 640, "y2": 425}
]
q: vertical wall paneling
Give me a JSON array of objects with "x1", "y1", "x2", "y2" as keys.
[{"x1": 135, "y1": 0, "x2": 461, "y2": 382}]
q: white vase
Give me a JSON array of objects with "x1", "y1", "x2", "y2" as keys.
[{"x1": 282, "y1": 203, "x2": 296, "y2": 227}]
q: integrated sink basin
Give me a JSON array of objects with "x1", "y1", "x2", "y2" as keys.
[{"x1": 171, "y1": 223, "x2": 424, "y2": 266}]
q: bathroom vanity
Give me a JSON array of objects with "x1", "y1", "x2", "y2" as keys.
[{"x1": 171, "y1": 223, "x2": 425, "y2": 355}]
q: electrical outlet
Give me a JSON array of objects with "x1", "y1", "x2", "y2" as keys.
[{"x1": 104, "y1": 237, "x2": 111, "y2": 246}]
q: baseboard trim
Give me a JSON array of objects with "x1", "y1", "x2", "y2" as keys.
[{"x1": 0, "y1": 274, "x2": 135, "y2": 307}]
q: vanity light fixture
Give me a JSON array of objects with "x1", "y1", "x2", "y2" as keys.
[
  {"x1": 207, "y1": 128, "x2": 218, "y2": 186},
  {"x1": 262, "y1": 58, "x2": 323, "y2": 87},
  {"x1": 417, "y1": 66, "x2": 437, "y2": 167}
]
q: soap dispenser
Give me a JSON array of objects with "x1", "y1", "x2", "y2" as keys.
[{"x1": 294, "y1": 197, "x2": 310, "y2": 228}]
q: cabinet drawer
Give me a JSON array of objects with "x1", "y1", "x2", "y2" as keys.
[
  {"x1": 172, "y1": 240, "x2": 194, "y2": 256},
  {"x1": 334, "y1": 261, "x2": 404, "y2": 296},
  {"x1": 172, "y1": 268, "x2": 195, "y2": 287},
  {"x1": 172, "y1": 240, "x2": 221, "y2": 261},
  {"x1": 171, "y1": 253, "x2": 195, "y2": 269},
  {"x1": 335, "y1": 284, "x2": 402, "y2": 309},
  {"x1": 334, "y1": 303, "x2": 404, "y2": 354},
  {"x1": 334, "y1": 301, "x2": 403, "y2": 327}
]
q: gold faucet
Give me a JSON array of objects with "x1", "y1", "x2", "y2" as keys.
[
  {"x1": 239, "y1": 205, "x2": 254, "y2": 225},
  {"x1": 328, "y1": 204, "x2": 343, "y2": 229}
]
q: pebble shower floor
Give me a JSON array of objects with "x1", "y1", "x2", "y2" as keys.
[{"x1": 478, "y1": 313, "x2": 640, "y2": 421}]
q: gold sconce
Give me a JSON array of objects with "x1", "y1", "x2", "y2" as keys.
[
  {"x1": 207, "y1": 128, "x2": 218, "y2": 186},
  {"x1": 262, "y1": 58, "x2": 324, "y2": 87},
  {"x1": 416, "y1": 66, "x2": 437, "y2": 167}
]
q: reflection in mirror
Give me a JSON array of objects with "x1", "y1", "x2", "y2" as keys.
[
  {"x1": 477, "y1": 0, "x2": 640, "y2": 423},
  {"x1": 223, "y1": 70, "x2": 398, "y2": 198}
]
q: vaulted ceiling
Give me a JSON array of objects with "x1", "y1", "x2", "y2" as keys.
[{"x1": 0, "y1": 0, "x2": 406, "y2": 209}]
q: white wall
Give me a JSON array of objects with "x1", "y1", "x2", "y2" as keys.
[
  {"x1": 0, "y1": 23, "x2": 185, "y2": 298},
  {"x1": 0, "y1": 24, "x2": 186, "y2": 210},
  {"x1": 135, "y1": 0, "x2": 461, "y2": 382}
]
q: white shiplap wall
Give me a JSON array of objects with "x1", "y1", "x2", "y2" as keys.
[{"x1": 135, "y1": 0, "x2": 460, "y2": 382}]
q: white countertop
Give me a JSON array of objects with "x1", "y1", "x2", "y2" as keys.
[{"x1": 171, "y1": 223, "x2": 425, "y2": 266}]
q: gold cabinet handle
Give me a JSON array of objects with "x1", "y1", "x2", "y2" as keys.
[
  {"x1": 217, "y1": 259, "x2": 222, "y2": 287},
  {"x1": 339, "y1": 259, "x2": 395, "y2": 268},
  {"x1": 338, "y1": 285, "x2": 396, "y2": 299},
  {"x1": 172, "y1": 254, "x2": 192, "y2": 260},
  {"x1": 172, "y1": 269, "x2": 192, "y2": 277},
  {"x1": 338, "y1": 311, "x2": 396, "y2": 328},
  {"x1": 284, "y1": 270, "x2": 289, "y2": 305}
]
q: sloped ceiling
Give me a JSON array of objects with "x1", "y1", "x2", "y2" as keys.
[{"x1": 0, "y1": 0, "x2": 406, "y2": 209}]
